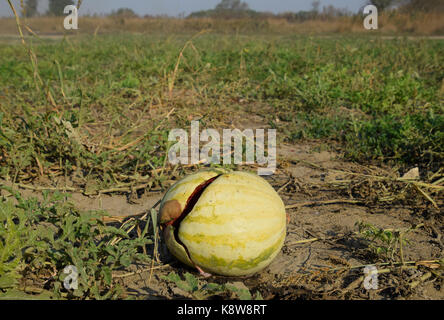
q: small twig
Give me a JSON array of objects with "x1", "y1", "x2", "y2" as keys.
[
  {"x1": 344, "y1": 268, "x2": 392, "y2": 291},
  {"x1": 277, "y1": 179, "x2": 292, "y2": 194},
  {"x1": 285, "y1": 199, "x2": 363, "y2": 209},
  {"x1": 108, "y1": 135, "x2": 146, "y2": 152},
  {"x1": 109, "y1": 200, "x2": 161, "y2": 247},
  {"x1": 287, "y1": 238, "x2": 320, "y2": 245},
  {"x1": 23, "y1": 24, "x2": 41, "y2": 39},
  {"x1": 112, "y1": 263, "x2": 173, "y2": 278},
  {"x1": 168, "y1": 30, "x2": 209, "y2": 98},
  {"x1": 399, "y1": 232, "x2": 405, "y2": 266},
  {"x1": 14, "y1": 182, "x2": 151, "y2": 196},
  {"x1": 328, "y1": 168, "x2": 443, "y2": 190},
  {"x1": 16, "y1": 183, "x2": 78, "y2": 192},
  {"x1": 409, "y1": 272, "x2": 432, "y2": 289},
  {"x1": 7, "y1": 0, "x2": 25, "y2": 45},
  {"x1": 83, "y1": 183, "x2": 150, "y2": 196},
  {"x1": 327, "y1": 259, "x2": 441, "y2": 272},
  {"x1": 413, "y1": 183, "x2": 439, "y2": 209},
  {"x1": 7, "y1": 0, "x2": 56, "y2": 106}
]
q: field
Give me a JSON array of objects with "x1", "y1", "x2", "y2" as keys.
[
  {"x1": 0, "y1": 12, "x2": 444, "y2": 35},
  {"x1": 0, "y1": 19, "x2": 443, "y2": 300}
]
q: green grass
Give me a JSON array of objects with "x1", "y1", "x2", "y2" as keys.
[
  {"x1": 0, "y1": 186, "x2": 153, "y2": 299},
  {"x1": 161, "y1": 271, "x2": 263, "y2": 300},
  {"x1": 0, "y1": 34, "x2": 442, "y2": 185}
]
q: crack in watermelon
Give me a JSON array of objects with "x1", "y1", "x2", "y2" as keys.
[{"x1": 172, "y1": 175, "x2": 221, "y2": 271}]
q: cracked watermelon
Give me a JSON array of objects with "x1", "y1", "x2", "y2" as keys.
[{"x1": 159, "y1": 169, "x2": 286, "y2": 276}]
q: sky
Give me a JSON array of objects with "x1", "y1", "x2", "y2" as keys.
[{"x1": 0, "y1": 0, "x2": 367, "y2": 17}]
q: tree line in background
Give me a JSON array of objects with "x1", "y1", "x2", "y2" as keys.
[
  {"x1": 369, "y1": 0, "x2": 444, "y2": 12},
  {"x1": 23, "y1": 0, "x2": 74, "y2": 17},
  {"x1": 22, "y1": 0, "x2": 444, "y2": 18},
  {"x1": 189, "y1": 0, "x2": 444, "y2": 19}
]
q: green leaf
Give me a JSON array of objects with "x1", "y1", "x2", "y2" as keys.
[
  {"x1": 184, "y1": 272, "x2": 199, "y2": 292},
  {"x1": 105, "y1": 255, "x2": 116, "y2": 265},
  {"x1": 119, "y1": 254, "x2": 131, "y2": 268},
  {"x1": 102, "y1": 266, "x2": 112, "y2": 286},
  {"x1": 105, "y1": 226, "x2": 130, "y2": 239},
  {"x1": 0, "y1": 289, "x2": 55, "y2": 300},
  {"x1": 176, "y1": 281, "x2": 192, "y2": 293},
  {"x1": 225, "y1": 283, "x2": 252, "y2": 300},
  {"x1": 134, "y1": 253, "x2": 151, "y2": 263},
  {"x1": 202, "y1": 282, "x2": 224, "y2": 293},
  {"x1": 255, "y1": 292, "x2": 264, "y2": 300},
  {"x1": 162, "y1": 271, "x2": 181, "y2": 284},
  {"x1": 150, "y1": 209, "x2": 158, "y2": 230},
  {"x1": 0, "y1": 275, "x2": 19, "y2": 289},
  {"x1": 73, "y1": 289, "x2": 84, "y2": 298}
]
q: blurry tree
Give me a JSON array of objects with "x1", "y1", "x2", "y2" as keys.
[
  {"x1": 47, "y1": 0, "x2": 74, "y2": 16},
  {"x1": 311, "y1": 1, "x2": 320, "y2": 13},
  {"x1": 24, "y1": 0, "x2": 38, "y2": 17},
  {"x1": 110, "y1": 8, "x2": 138, "y2": 17},
  {"x1": 216, "y1": 0, "x2": 250, "y2": 11},
  {"x1": 400, "y1": 0, "x2": 444, "y2": 12},
  {"x1": 321, "y1": 5, "x2": 350, "y2": 18},
  {"x1": 368, "y1": 0, "x2": 396, "y2": 11},
  {"x1": 368, "y1": 0, "x2": 443, "y2": 12}
]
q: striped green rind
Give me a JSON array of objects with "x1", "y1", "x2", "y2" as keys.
[
  {"x1": 176, "y1": 171, "x2": 286, "y2": 276},
  {"x1": 163, "y1": 225, "x2": 194, "y2": 268},
  {"x1": 159, "y1": 168, "x2": 228, "y2": 218},
  {"x1": 188, "y1": 231, "x2": 285, "y2": 276}
]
